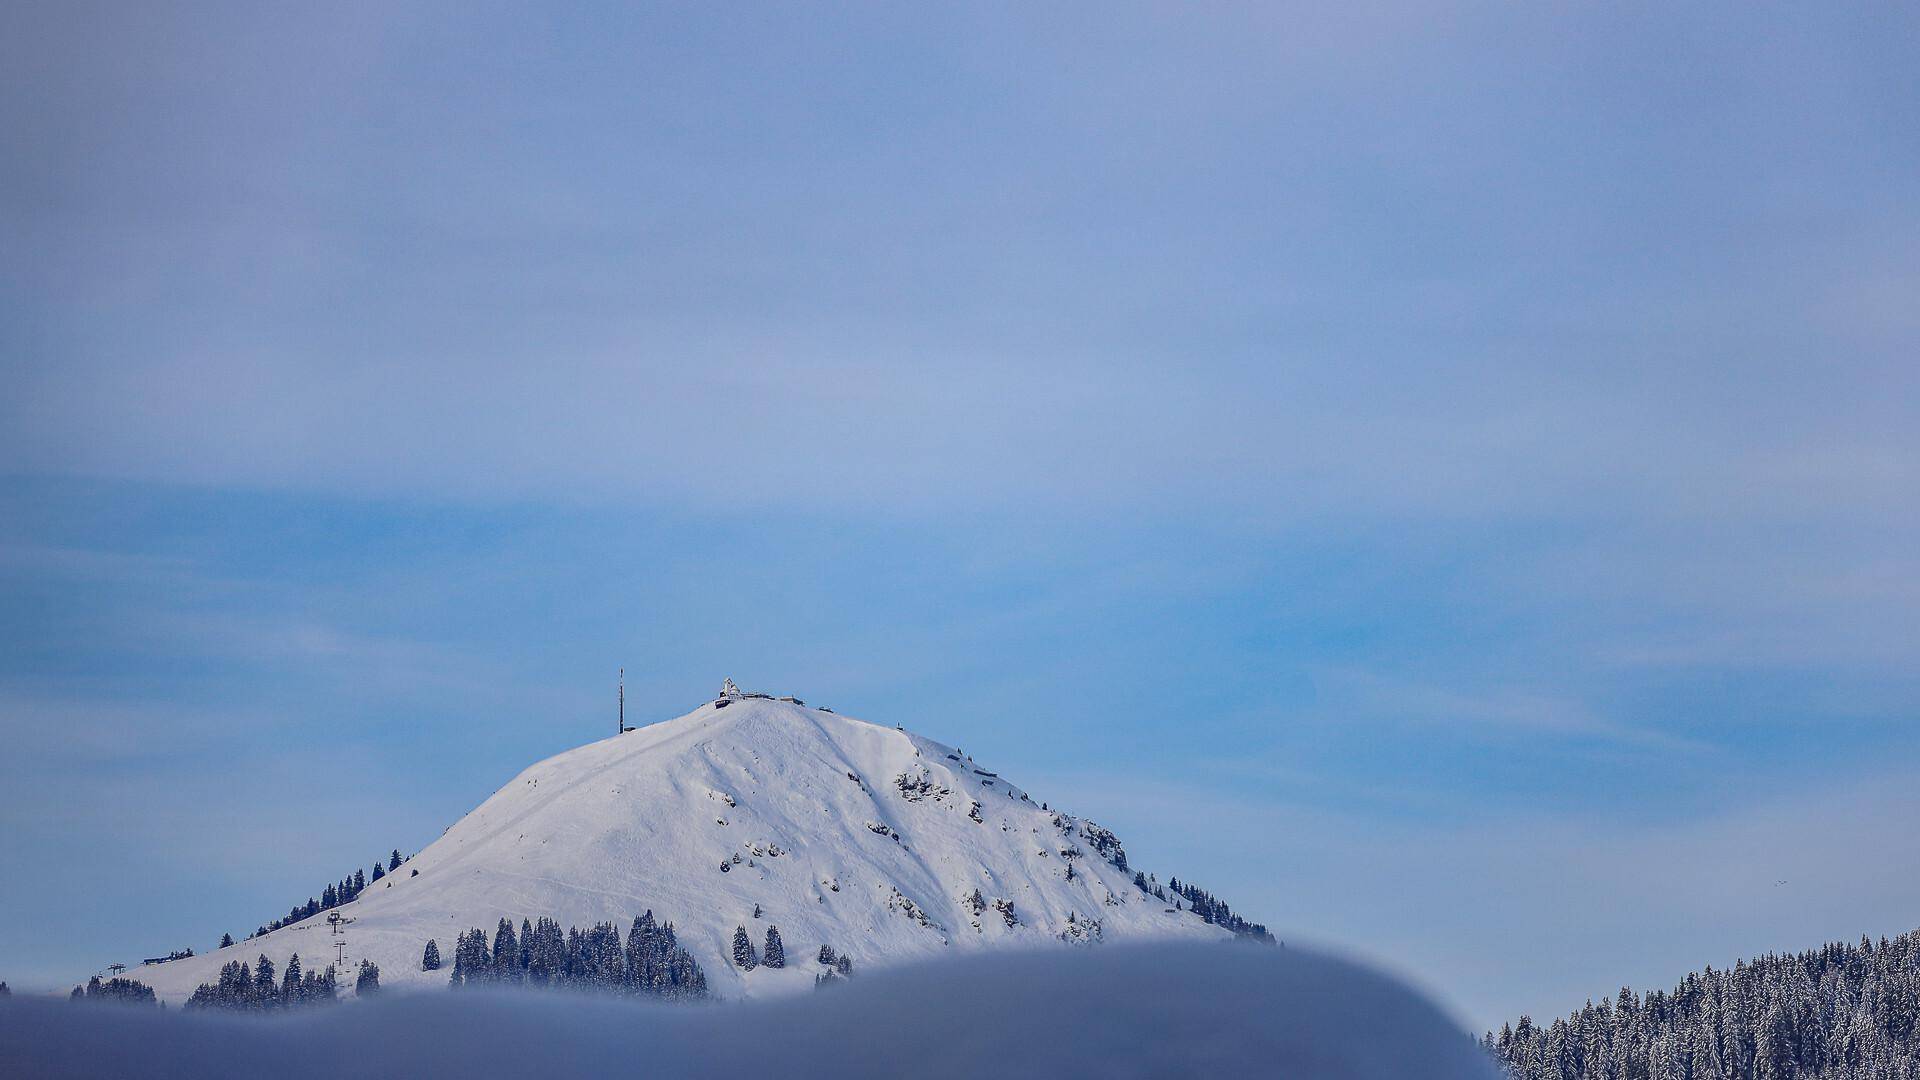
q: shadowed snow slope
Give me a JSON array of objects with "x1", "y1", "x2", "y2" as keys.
[
  {"x1": 119, "y1": 695, "x2": 1241, "y2": 1003},
  {"x1": 4, "y1": 946, "x2": 1496, "y2": 1080}
]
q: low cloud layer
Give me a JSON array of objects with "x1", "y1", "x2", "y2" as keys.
[{"x1": 0, "y1": 945, "x2": 1496, "y2": 1080}]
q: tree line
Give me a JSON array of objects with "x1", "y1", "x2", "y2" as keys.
[
  {"x1": 183, "y1": 952, "x2": 350, "y2": 1011},
  {"x1": 70, "y1": 976, "x2": 158, "y2": 1006},
  {"x1": 250, "y1": 850, "x2": 409, "y2": 939},
  {"x1": 1131, "y1": 871, "x2": 1275, "y2": 943},
  {"x1": 1486, "y1": 927, "x2": 1920, "y2": 1080}
]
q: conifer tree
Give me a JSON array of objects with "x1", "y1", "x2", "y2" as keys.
[
  {"x1": 281, "y1": 953, "x2": 303, "y2": 1004},
  {"x1": 526, "y1": 918, "x2": 564, "y2": 985},
  {"x1": 670, "y1": 945, "x2": 708, "y2": 999},
  {"x1": 389, "y1": 849, "x2": 403, "y2": 871},
  {"x1": 633, "y1": 910, "x2": 656, "y2": 991},
  {"x1": 355, "y1": 959, "x2": 380, "y2": 995},
  {"x1": 253, "y1": 955, "x2": 277, "y2": 1009},
  {"x1": 492, "y1": 918, "x2": 521, "y2": 983},
  {"x1": 596, "y1": 922, "x2": 625, "y2": 991},
  {"x1": 450, "y1": 928, "x2": 492, "y2": 987},
  {"x1": 732, "y1": 925, "x2": 758, "y2": 970},
  {"x1": 421, "y1": 939, "x2": 441, "y2": 971},
  {"x1": 763, "y1": 925, "x2": 785, "y2": 968},
  {"x1": 220, "y1": 932, "x2": 235, "y2": 948}
]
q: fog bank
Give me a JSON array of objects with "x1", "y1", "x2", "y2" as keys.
[{"x1": 0, "y1": 944, "x2": 1494, "y2": 1079}]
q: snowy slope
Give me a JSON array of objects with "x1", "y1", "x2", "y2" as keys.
[{"x1": 118, "y1": 690, "x2": 1246, "y2": 1003}]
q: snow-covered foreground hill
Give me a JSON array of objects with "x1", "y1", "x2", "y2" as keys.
[{"x1": 119, "y1": 690, "x2": 1261, "y2": 1003}]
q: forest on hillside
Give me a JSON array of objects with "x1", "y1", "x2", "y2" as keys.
[{"x1": 1486, "y1": 928, "x2": 1920, "y2": 1080}]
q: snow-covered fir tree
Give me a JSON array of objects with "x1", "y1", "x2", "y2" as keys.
[
  {"x1": 491, "y1": 918, "x2": 520, "y2": 983},
  {"x1": 526, "y1": 917, "x2": 564, "y2": 985},
  {"x1": 355, "y1": 959, "x2": 380, "y2": 995},
  {"x1": 732, "y1": 925, "x2": 758, "y2": 970},
  {"x1": 763, "y1": 926, "x2": 785, "y2": 968},
  {"x1": 280, "y1": 953, "x2": 302, "y2": 1003},
  {"x1": 421, "y1": 939, "x2": 441, "y2": 971},
  {"x1": 252, "y1": 954, "x2": 276, "y2": 1008},
  {"x1": 449, "y1": 928, "x2": 492, "y2": 987}
]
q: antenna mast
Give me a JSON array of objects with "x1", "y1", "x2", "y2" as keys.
[{"x1": 618, "y1": 667, "x2": 626, "y2": 734}]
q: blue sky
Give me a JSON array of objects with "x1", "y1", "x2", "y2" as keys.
[{"x1": 3, "y1": 2, "x2": 1917, "y2": 1028}]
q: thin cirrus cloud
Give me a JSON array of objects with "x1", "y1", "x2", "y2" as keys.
[
  {"x1": 2, "y1": 4, "x2": 1914, "y2": 523},
  {"x1": 10, "y1": 345, "x2": 1915, "y2": 533}
]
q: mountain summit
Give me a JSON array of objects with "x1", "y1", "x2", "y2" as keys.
[{"x1": 121, "y1": 689, "x2": 1270, "y2": 1002}]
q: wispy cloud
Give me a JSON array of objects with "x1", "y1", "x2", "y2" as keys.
[{"x1": 1307, "y1": 666, "x2": 1710, "y2": 752}]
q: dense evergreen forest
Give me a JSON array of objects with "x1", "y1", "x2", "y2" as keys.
[
  {"x1": 1487, "y1": 928, "x2": 1920, "y2": 1080},
  {"x1": 443, "y1": 910, "x2": 709, "y2": 1000}
]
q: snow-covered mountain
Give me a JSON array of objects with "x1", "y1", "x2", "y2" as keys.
[{"x1": 120, "y1": 686, "x2": 1266, "y2": 1003}]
